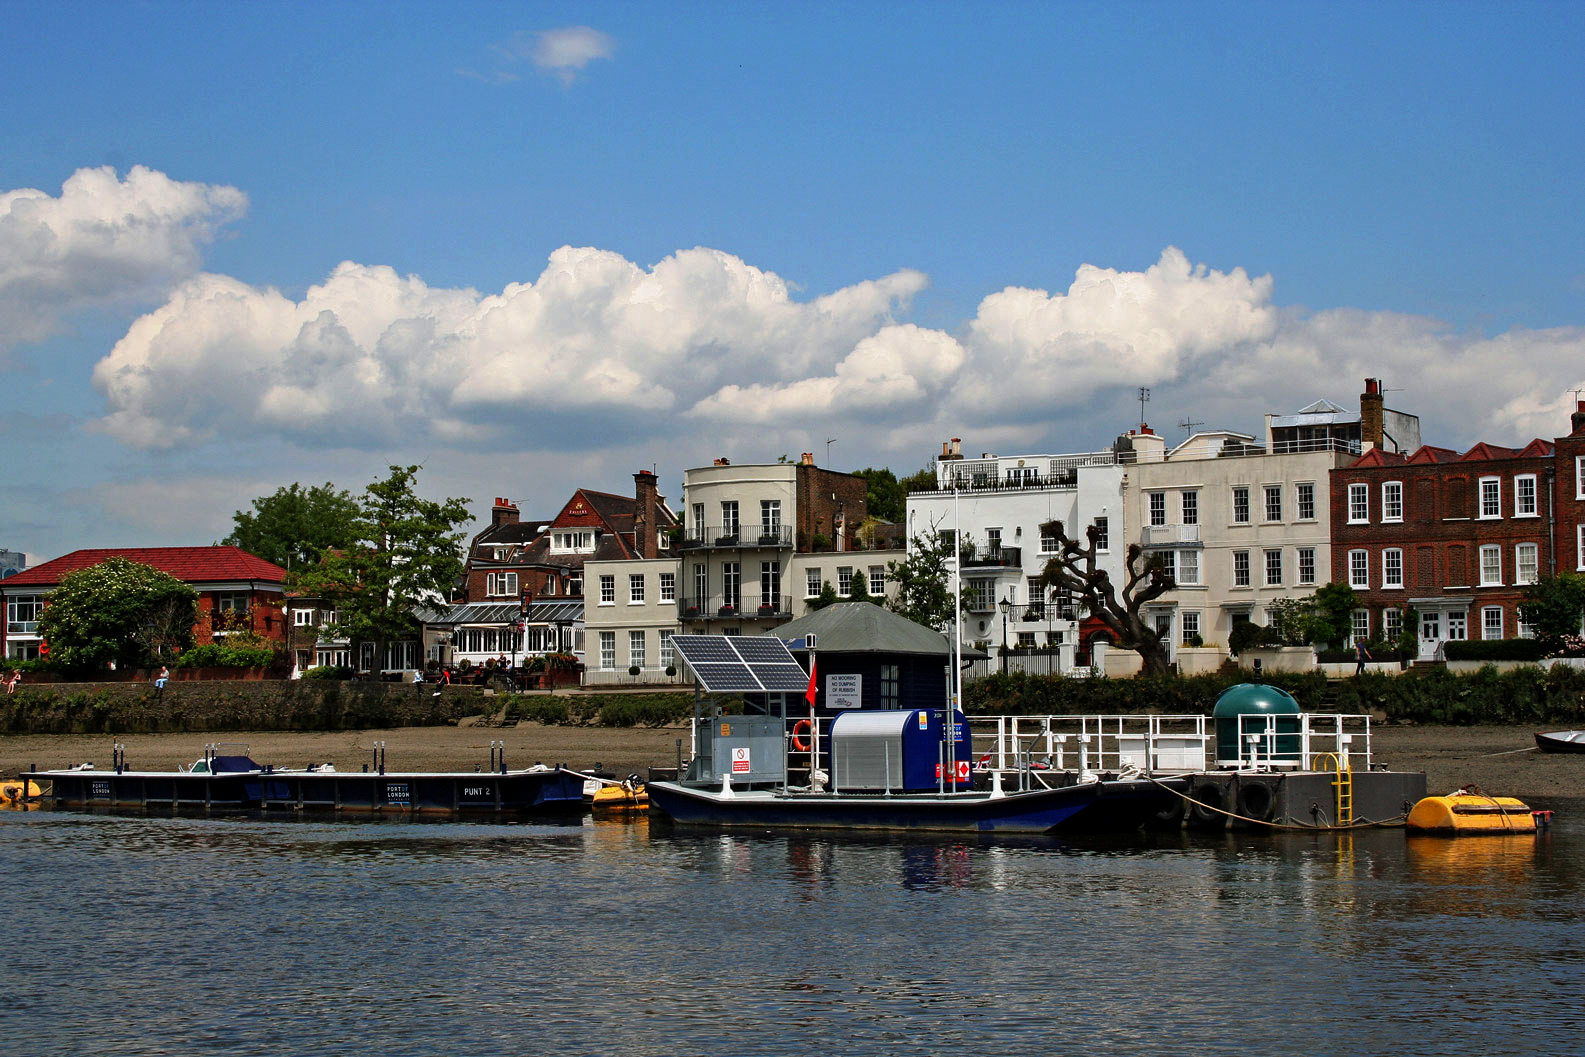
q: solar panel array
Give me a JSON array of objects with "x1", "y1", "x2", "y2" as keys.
[{"x1": 670, "y1": 634, "x2": 812, "y2": 693}]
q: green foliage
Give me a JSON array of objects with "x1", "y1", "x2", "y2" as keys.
[
  {"x1": 806, "y1": 581, "x2": 841, "y2": 611},
  {"x1": 965, "y1": 669, "x2": 1330, "y2": 717},
  {"x1": 34, "y1": 557, "x2": 199, "y2": 671},
  {"x1": 852, "y1": 467, "x2": 905, "y2": 523},
  {"x1": 503, "y1": 691, "x2": 692, "y2": 727},
  {"x1": 845, "y1": 573, "x2": 872, "y2": 604},
  {"x1": 1519, "y1": 572, "x2": 1585, "y2": 653},
  {"x1": 1308, "y1": 582, "x2": 1360, "y2": 647},
  {"x1": 1442, "y1": 638, "x2": 1548, "y2": 662},
  {"x1": 1264, "y1": 596, "x2": 1314, "y2": 646},
  {"x1": 303, "y1": 665, "x2": 354, "y2": 680},
  {"x1": 288, "y1": 465, "x2": 471, "y2": 658},
  {"x1": 224, "y1": 482, "x2": 361, "y2": 569},
  {"x1": 174, "y1": 642, "x2": 278, "y2": 668},
  {"x1": 886, "y1": 529, "x2": 963, "y2": 631},
  {"x1": 544, "y1": 652, "x2": 579, "y2": 671},
  {"x1": 898, "y1": 467, "x2": 938, "y2": 494},
  {"x1": 1228, "y1": 620, "x2": 1279, "y2": 656}
]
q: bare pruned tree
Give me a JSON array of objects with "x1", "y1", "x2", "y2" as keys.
[{"x1": 1035, "y1": 519, "x2": 1177, "y2": 676}]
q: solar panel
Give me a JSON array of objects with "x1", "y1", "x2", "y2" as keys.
[{"x1": 672, "y1": 635, "x2": 811, "y2": 693}]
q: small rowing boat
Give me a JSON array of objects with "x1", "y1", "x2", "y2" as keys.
[{"x1": 1534, "y1": 730, "x2": 1585, "y2": 754}]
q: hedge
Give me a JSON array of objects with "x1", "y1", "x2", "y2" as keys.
[{"x1": 1442, "y1": 639, "x2": 1548, "y2": 662}]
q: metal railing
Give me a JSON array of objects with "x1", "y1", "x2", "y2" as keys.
[
  {"x1": 1228, "y1": 712, "x2": 1372, "y2": 771},
  {"x1": 679, "y1": 525, "x2": 793, "y2": 549},
  {"x1": 968, "y1": 714, "x2": 1211, "y2": 776},
  {"x1": 678, "y1": 594, "x2": 793, "y2": 619}
]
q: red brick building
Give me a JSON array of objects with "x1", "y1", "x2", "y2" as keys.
[
  {"x1": 1329, "y1": 406, "x2": 1585, "y2": 658},
  {"x1": 1, "y1": 546, "x2": 289, "y2": 660}
]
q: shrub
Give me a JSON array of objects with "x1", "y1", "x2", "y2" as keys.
[
  {"x1": 1443, "y1": 639, "x2": 1548, "y2": 662},
  {"x1": 174, "y1": 643, "x2": 278, "y2": 668},
  {"x1": 303, "y1": 665, "x2": 354, "y2": 680}
]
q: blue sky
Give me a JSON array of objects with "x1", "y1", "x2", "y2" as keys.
[{"x1": 3, "y1": 1, "x2": 1583, "y2": 561}]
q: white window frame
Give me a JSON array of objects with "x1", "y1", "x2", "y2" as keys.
[
  {"x1": 1384, "y1": 608, "x2": 1403, "y2": 641},
  {"x1": 1296, "y1": 482, "x2": 1316, "y2": 521},
  {"x1": 1232, "y1": 486, "x2": 1250, "y2": 525},
  {"x1": 1297, "y1": 547, "x2": 1316, "y2": 586},
  {"x1": 1579, "y1": 524, "x2": 1585, "y2": 571},
  {"x1": 837, "y1": 566, "x2": 853, "y2": 596},
  {"x1": 805, "y1": 568, "x2": 822, "y2": 597},
  {"x1": 1447, "y1": 611, "x2": 1468, "y2": 641},
  {"x1": 1577, "y1": 456, "x2": 1585, "y2": 500},
  {"x1": 869, "y1": 566, "x2": 885, "y2": 595},
  {"x1": 1263, "y1": 485, "x2": 1282, "y2": 523},
  {"x1": 629, "y1": 630, "x2": 646, "y2": 669},
  {"x1": 1515, "y1": 474, "x2": 1538, "y2": 518},
  {"x1": 1180, "y1": 610, "x2": 1201, "y2": 645},
  {"x1": 659, "y1": 572, "x2": 676, "y2": 601},
  {"x1": 1148, "y1": 492, "x2": 1166, "y2": 527},
  {"x1": 294, "y1": 608, "x2": 316, "y2": 627},
  {"x1": 659, "y1": 630, "x2": 675, "y2": 668},
  {"x1": 1181, "y1": 490, "x2": 1199, "y2": 526},
  {"x1": 628, "y1": 573, "x2": 646, "y2": 604},
  {"x1": 1264, "y1": 549, "x2": 1282, "y2": 587},
  {"x1": 1178, "y1": 549, "x2": 1199, "y2": 586},
  {"x1": 1350, "y1": 609, "x2": 1370, "y2": 645},
  {"x1": 1479, "y1": 544, "x2": 1502, "y2": 587},
  {"x1": 599, "y1": 575, "x2": 615, "y2": 605},
  {"x1": 1348, "y1": 549, "x2": 1369, "y2": 589},
  {"x1": 1516, "y1": 543, "x2": 1538, "y2": 586},
  {"x1": 1159, "y1": 550, "x2": 1176, "y2": 581},
  {"x1": 1482, "y1": 606, "x2": 1504, "y2": 641},
  {"x1": 1383, "y1": 548, "x2": 1403, "y2": 589},
  {"x1": 1478, "y1": 476, "x2": 1501, "y2": 519},
  {"x1": 1040, "y1": 526, "x2": 1058, "y2": 553},
  {"x1": 599, "y1": 630, "x2": 616, "y2": 670},
  {"x1": 1382, "y1": 481, "x2": 1403, "y2": 523},
  {"x1": 1093, "y1": 516, "x2": 1110, "y2": 552},
  {"x1": 1348, "y1": 483, "x2": 1368, "y2": 524},
  {"x1": 1233, "y1": 550, "x2": 1250, "y2": 588}
]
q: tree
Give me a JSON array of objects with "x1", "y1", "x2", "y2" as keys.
[
  {"x1": 806, "y1": 581, "x2": 841, "y2": 611},
  {"x1": 853, "y1": 467, "x2": 905, "y2": 523},
  {"x1": 1519, "y1": 572, "x2": 1585, "y2": 653},
  {"x1": 846, "y1": 572, "x2": 873, "y2": 604},
  {"x1": 288, "y1": 465, "x2": 471, "y2": 671},
  {"x1": 1035, "y1": 519, "x2": 1176, "y2": 676},
  {"x1": 885, "y1": 528, "x2": 966, "y2": 632},
  {"x1": 1306, "y1": 582, "x2": 1360, "y2": 648},
  {"x1": 224, "y1": 482, "x2": 361, "y2": 569},
  {"x1": 899, "y1": 466, "x2": 938, "y2": 495},
  {"x1": 34, "y1": 557, "x2": 199, "y2": 670}
]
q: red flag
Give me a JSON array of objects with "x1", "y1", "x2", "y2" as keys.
[{"x1": 805, "y1": 656, "x2": 818, "y2": 706}]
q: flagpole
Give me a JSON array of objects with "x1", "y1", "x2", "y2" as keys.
[{"x1": 949, "y1": 478, "x2": 962, "y2": 790}]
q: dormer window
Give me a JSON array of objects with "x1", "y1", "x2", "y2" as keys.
[{"x1": 550, "y1": 530, "x2": 596, "y2": 554}]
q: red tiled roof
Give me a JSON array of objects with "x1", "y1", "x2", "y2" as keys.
[{"x1": 1, "y1": 546, "x2": 288, "y2": 589}]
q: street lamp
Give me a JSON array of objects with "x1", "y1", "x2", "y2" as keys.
[{"x1": 999, "y1": 596, "x2": 1012, "y2": 673}]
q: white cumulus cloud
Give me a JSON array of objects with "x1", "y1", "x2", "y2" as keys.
[
  {"x1": 0, "y1": 165, "x2": 246, "y2": 358},
  {"x1": 522, "y1": 26, "x2": 615, "y2": 85}
]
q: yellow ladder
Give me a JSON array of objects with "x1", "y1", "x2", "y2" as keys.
[{"x1": 1312, "y1": 752, "x2": 1353, "y2": 826}]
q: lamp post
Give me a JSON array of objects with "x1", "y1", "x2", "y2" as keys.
[{"x1": 999, "y1": 596, "x2": 1011, "y2": 673}]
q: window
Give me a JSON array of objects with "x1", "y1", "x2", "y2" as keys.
[
  {"x1": 869, "y1": 566, "x2": 885, "y2": 594},
  {"x1": 629, "y1": 630, "x2": 646, "y2": 669},
  {"x1": 215, "y1": 592, "x2": 248, "y2": 613},
  {"x1": 1180, "y1": 611, "x2": 1201, "y2": 645},
  {"x1": 294, "y1": 608, "x2": 316, "y2": 626},
  {"x1": 1383, "y1": 548, "x2": 1403, "y2": 589},
  {"x1": 5, "y1": 595, "x2": 43, "y2": 634},
  {"x1": 1296, "y1": 482, "x2": 1316, "y2": 521},
  {"x1": 968, "y1": 578, "x2": 996, "y2": 611},
  {"x1": 692, "y1": 563, "x2": 707, "y2": 606},
  {"x1": 1264, "y1": 485, "x2": 1282, "y2": 522},
  {"x1": 805, "y1": 568, "x2": 822, "y2": 597},
  {"x1": 1384, "y1": 608, "x2": 1403, "y2": 641},
  {"x1": 659, "y1": 630, "x2": 675, "y2": 668},
  {"x1": 986, "y1": 527, "x2": 1002, "y2": 557},
  {"x1": 1233, "y1": 486, "x2": 1250, "y2": 524},
  {"x1": 691, "y1": 503, "x2": 705, "y2": 536},
  {"x1": 1178, "y1": 550, "x2": 1199, "y2": 585},
  {"x1": 1482, "y1": 606, "x2": 1504, "y2": 641},
  {"x1": 1447, "y1": 612, "x2": 1468, "y2": 641},
  {"x1": 1158, "y1": 550, "x2": 1176, "y2": 581},
  {"x1": 720, "y1": 501, "x2": 739, "y2": 536},
  {"x1": 659, "y1": 572, "x2": 676, "y2": 601},
  {"x1": 880, "y1": 663, "x2": 899, "y2": 709},
  {"x1": 1148, "y1": 492, "x2": 1166, "y2": 527},
  {"x1": 1264, "y1": 549, "x2": 1283, "y2": 587},
  {"x1": 629, "y1": 574, "x2": 646, "y2": 603},
  {"x1": 1577, "y1": 456, "x2": 1585, "y2": 500},
  {"x1": 837, "y1": 566, "x2": 853, "y2": 595},
  {"x1": 1516, "y1": 543, "x2": 1539, "y2": 585},
  {"x1": 1351, "y1": 610, "x2": 1370, "y2": 645},
  {"x1": 486, "y1": 571, "x2": 518, "y2": 597},
  {"x1": 599, "y1": 631, "x2": 616, "y2": 670},
  {"x1": 1233, "y1": 550, "x2": 1250, "y2": 588},
  {"x1": 1181, "y1": 490, "x2": 1199, "y2": 525},
  {"x1": 599, "y1": 575, "x2": 615, "y2": 605},
  {"x1": 1516, "y1": 475, "x2": 1537, "y2": 517},
  {"x1": 1016, "y1": 631, "x2": 1036, "y2": 648},
  {"x1": 760, "y1": 561, "x2": 781, "y2": 607},
  {"x1": 1349, "y1": 549, "x2": 1369, "y2": 589},
  {"x1": 1579, "y1": 524, "x2": 1585, "y2": 571},
  {"x1": 1040, "y1": 526, "x2": 1058, "y2": 553},
  {"x1": 760, "y1": 499, "x2": 782, "y2": 536},
  {"x1": 1093, "y1": 517, "x2": 1109, "y2": 551},
  {"x1": 1480, "y1": 544, "x2": 1502, "y2": 586},
  {"x1": 1518, "y1": 609, "x2": 1536, "y2": 639},
  {"x1": 1297, "y1": 547, "x2": 1316, "y2": 585},
  {"x1": 1348, "y1": 483, "x2": 1368, "y2": 523},
  {"x1": 722, "y1": 562, "x2": 740, "y2": 609},
  {"x1": 1382, "y1": 481, "x2": 1403, "y2": 522},
  {"x1": 1479, "y1": 476, "x2": 1501, "y2": 519}
]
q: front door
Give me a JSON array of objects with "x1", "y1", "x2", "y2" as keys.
[{"x1": 1419, "y1": 612, "x2": 1442, "y2": 661}]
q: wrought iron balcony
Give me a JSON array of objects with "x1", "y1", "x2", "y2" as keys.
[
  {"x1": 679, "y1": 525, "x2": 793, "y2": 550},
  {"x1": 960, "y1": 545, "x2": 1022, "y2": 568},
  {"x1": 678, "y1": 594, "x2": 793, "y2": 620}
]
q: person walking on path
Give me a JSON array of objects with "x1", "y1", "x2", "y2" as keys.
[{"x1": 1354, "y1": 640, "x2": 1371, "y2": 675}]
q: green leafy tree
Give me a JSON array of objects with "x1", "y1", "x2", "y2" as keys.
[
  {"x1": 899, "y1": 467, "x2": 938, "y2": 495},
  {"x1": 34, "y1": 557, "x2": 199, "y2": 670},
  {"x1": 1035, "y1": 519, "x2": 1176, "y2": 676},
  {"x1": 853, "y1": 467, "x2": 905, "y2": 523},
  {"x1": 846, "y1": 572, "x2": 873, "y2": 604},
  {"x1": 1306, "y1": 582, "x2": 1360, "y2": 648},
  {"x1": 224, "y1": 482, "x2": 361, "y2": 569},
  {"x1": 1519, "y1": 573, "x2": 1585, "y2": 653},
  {"x1": 886, "y1": 528, "x2": 968, "y2": 632},
  {"x1": 288, "y1": 465, "x2": 471, "y2": 670},
  {"x1": 806, "y1": 581, "x2": 842, "y2": 612}
]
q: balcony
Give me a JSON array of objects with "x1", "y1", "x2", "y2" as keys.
[
  {"x1": 961, "y1": 545, "x2": 1022, "y2": 569},
  {"x1": 1011, "y1": 603, "x2": 1080, "y2": 623},
  {"x1": 680, "y1": 524, "x2": 793, "y2": 550},
  {"x1": 678, "y1": 594, "x2": 793, "y2": 622},
  {"x1": 1141, "y1": 524, "x2": 1200, "y2": 547}
]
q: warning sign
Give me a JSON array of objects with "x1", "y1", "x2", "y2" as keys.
[
  {"x1": 732, "y1": 746, "x2": 752, "y2": 774},
  {"x1": 935, "y1": 760, "x2": 971, "y2": 781}
]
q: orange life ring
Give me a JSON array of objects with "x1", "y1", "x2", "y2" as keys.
[{"x1": 791, "y1": 719, "x2": 812, "y2": 752}]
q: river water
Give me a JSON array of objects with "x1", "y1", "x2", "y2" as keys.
[{"x1": 3, "y1": 803, "x2": 1582, "y2": 1057}]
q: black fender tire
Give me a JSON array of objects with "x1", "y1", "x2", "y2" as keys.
[
  {"x1": 1189, "y1": 781, "x2": 1226, "y2": 826},
  {"x1": 1238, "y1": 781, "x2": 1276, "y2": 822}
]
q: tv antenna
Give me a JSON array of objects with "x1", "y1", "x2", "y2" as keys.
[
  {"x1": 825, "y1": 437, "x2": 837, "y2": 462},
  {"x1": 1179, "y1": 417, "x2": 1203, "y2": 437},
  {"x1": 1137, "y1": 387, "x2": 1150, "y2": 430}
]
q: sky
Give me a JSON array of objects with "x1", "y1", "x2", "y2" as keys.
[{"x1": 3, "y1": 1, "x2": 1584, "y2": 563}]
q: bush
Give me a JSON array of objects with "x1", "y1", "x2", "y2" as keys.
[
  {"x1": 1229, "y1": 621, "x2": 1282, "y2": 656},
  {"x1": 303, "y1": 665, "x2": 354, "y2": 680},
  {"x1": 174, "y1": 642, "x2": 278, "y2": 668},
  {"x1": 1443, "y1": 639, "x2": 1548, "y2": 662}
]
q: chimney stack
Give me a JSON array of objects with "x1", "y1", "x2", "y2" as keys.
[
  {"x1": 1572, "y1": 400, "x2": 1585, "y2": 437},
  {"x1": 951, "y1": 438, "x2": 962, "y2": 458},
  {"x1": 801, "y1": 452, "x2": 814, "y2": 466},
  {"x1": 490, "y1": 497, "x2": 520, "y2": 529},
  {"x1": 1360, "y1": 378, "x2": 1385, "y2": 451},
  {"x1": 632, "y1": 471, "x2": 658, "y2": 558}
]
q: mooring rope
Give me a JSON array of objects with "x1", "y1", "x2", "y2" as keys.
[{"x1": 1145, "y1": 773, "x2": 1407, "y2": 831}]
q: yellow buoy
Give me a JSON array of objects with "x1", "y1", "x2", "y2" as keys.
[
  {"x1": 0, "y1": 779, "x2": 29, "y2": 804},
  {"x1": 591, "y1": 783, "x2": 648, "y2": 810},
  {"x1": 1407, "y1": 787, "x2": 1536, "y2": 835}
]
